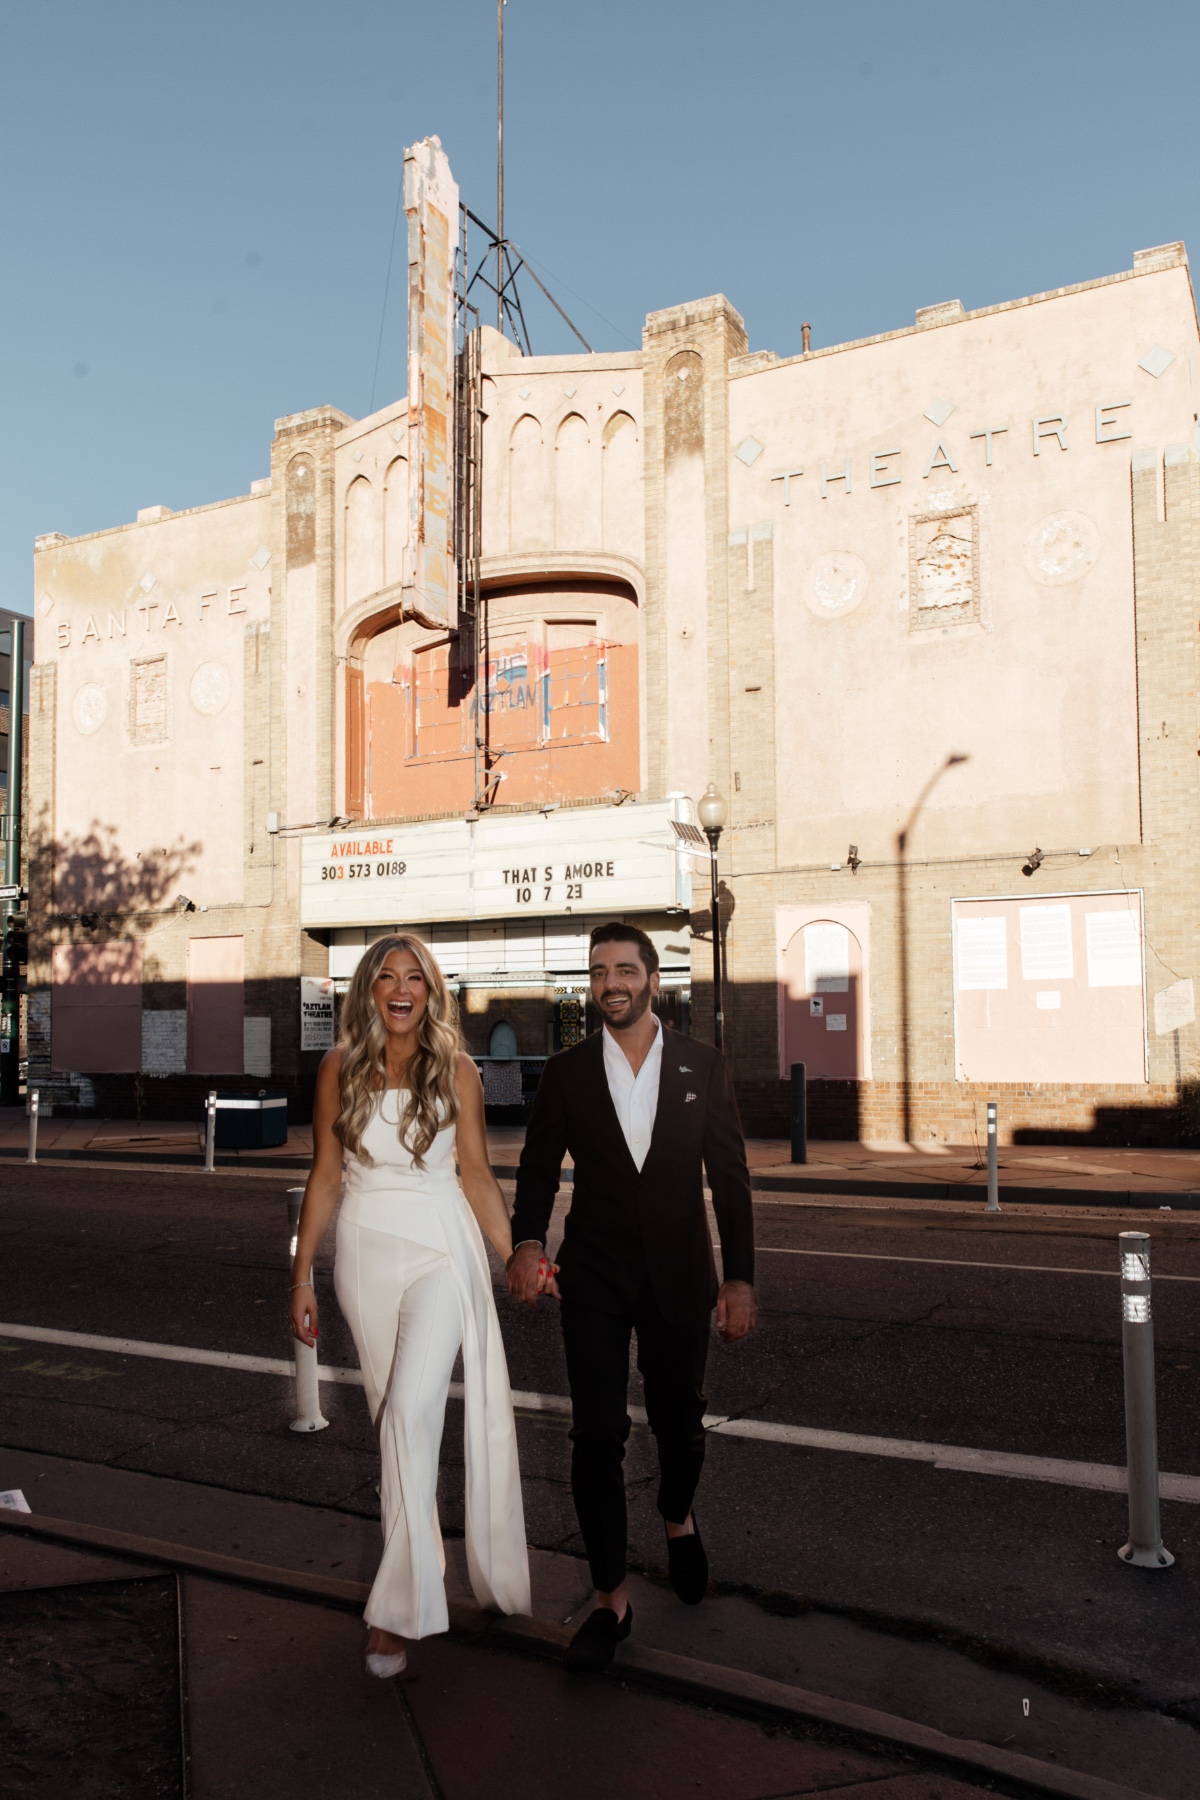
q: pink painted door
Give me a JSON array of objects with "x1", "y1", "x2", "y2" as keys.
[{"x1": 782, "y1": 921, "x2": 864, "y2": 1080}]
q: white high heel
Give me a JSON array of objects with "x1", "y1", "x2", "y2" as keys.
[{"x1": 364, "y1": 1648, "x2": 407, "y2": 1679}]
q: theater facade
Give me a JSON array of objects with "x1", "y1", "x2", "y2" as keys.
[{"x1": 24, "y1": 205, "x2": 1200, "y2": 1141}]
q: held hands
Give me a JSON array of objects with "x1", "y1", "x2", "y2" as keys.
[
  {"x1": 506, "y1": 1240, "x2": 560, "y2": 1307},
  {"x1": 716, "y1": 1279, "x2": 757, "y2": 1343},
  {"x1": 289, "y1": 1280, "x2": 319, "y2": 1348}
]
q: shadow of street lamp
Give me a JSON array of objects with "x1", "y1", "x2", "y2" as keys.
[
  {"x1": 897, "y1": 753, "x2": 970, "y2": 1144},
  {"x1": 697, "y1": 783, "x2": 728, "y2": 1051}
]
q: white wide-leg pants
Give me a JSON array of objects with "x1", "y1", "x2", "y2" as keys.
[{"x1": 336, "y1": 1222, "x2": 464, "y2": 1639}]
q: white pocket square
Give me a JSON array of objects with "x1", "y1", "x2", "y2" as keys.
[{"x1": 684, "y1": 1091, "x2": 698, "y2": 1103}]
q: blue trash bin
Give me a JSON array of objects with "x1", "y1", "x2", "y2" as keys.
[{"x1": 213, "y1": 1091, "x2": 288, "y2": 1150}]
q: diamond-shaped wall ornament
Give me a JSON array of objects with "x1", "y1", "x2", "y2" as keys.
[
  {"x1": 734, "y1": 436, "x2": 765, "y2": 467},
  {"x1": 38, "y1": 593, "x2": 54, "y2": 617},
  {"x1": 1139, "y1": 344, "x2": 1174, "y2": 379},
  {"x1": 563, "y1": 385, "x2": 577, "y2": 398},
  {"x1": 250, "y1": 546, "x2": 271, "y2": 571},
  {"x1": 612, "y1": 382, "x2": 625, "y2": 396},
  {"x1": 390, "y1": 426, "x2": 405, "y2": 443},
  {"x1": 518, "y1": 386, "x2": 531, "y2": 399},
  {"x1": 923, "y1": 398, "x2": 955, "y2": 427},
  {"x1": 139, "y1": 573, "x2": 156, "y2": 594},
  {"x1": 352, "y1": 450, "x2": 363, "y2": 463}
]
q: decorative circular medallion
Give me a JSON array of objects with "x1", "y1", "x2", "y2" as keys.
[
  {"x1": 72, "y1": 682, "x2": 108, "y2": 734},
  {"x1": 1024, "y1": 511, "x2": 1100, "y2": 586},
  {"x1": 806, "y1": 552, "x2": 869, "y2": 620},
  {"x1": 190, "y1": 661, "x2": 232, "y2": 716}
]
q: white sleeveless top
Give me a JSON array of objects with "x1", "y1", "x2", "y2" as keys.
[{"x1": 340, "y1": 1088, "x2": 464, "y2": 1247}]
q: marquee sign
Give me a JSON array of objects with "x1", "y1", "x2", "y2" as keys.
[{"x1": 300, "y1": 800, "x2": 692, "y2": 929}]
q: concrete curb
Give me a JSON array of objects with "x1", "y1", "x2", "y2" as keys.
[
  {"x1": 3, "y1": 1141, "x2": 1198, "y2": 1210},
  {"x1": 0, "y1": 1508, "x2": 1164, "y2": 1800}
]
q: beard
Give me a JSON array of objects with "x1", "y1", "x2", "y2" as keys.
[{"x1": 597, "y1": 984, "x2": 652, "y2": 1031}]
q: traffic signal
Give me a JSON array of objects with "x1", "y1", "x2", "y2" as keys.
[{"x1": 2, "y1": 913, "x2": 27, "y2": 967}]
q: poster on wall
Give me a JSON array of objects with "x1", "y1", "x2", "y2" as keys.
[
  {"x1": 953, "y1": 890, "x2": 1146, "y2": 1085},
  {"x1": 300, "y1": 977, "x2": 336, "y2": 1052}
]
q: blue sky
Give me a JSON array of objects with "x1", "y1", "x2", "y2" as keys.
[{"x1": 4, "y1": 0, "x2": 1200, "y2": 611}]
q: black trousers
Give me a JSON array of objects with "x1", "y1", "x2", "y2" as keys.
[{"x1": 560, "y1": 1284, "x2": 711, "y2": 1593}]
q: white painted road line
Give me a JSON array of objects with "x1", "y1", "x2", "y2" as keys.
[
  {"x1": 699, "y1": 1415, "x2": 1200, "y2": 1504},
  {"x1": 756, "y1": 1247, "x2": 1200, "y2": 1281},
  {"x1": 4, "y1": 1320, "x2": 1199, "y2": 1505},
  {"x1": 0, "y1": 1322, "x2": 363, "y2": 1386}
]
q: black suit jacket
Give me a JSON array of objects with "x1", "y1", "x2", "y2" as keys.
[{"x1": 511, "y1": 1027, "x2": 754, "y2": 1324}]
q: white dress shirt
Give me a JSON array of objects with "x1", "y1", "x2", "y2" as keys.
[{"x1": 602, "y1": 1016, "x2": 663, "y2": 1172}]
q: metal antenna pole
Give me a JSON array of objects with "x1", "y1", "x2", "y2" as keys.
[{"x1": 497, "y1": 0, "x2": 505, "y2": 332}]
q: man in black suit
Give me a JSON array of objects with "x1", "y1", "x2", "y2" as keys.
[{"x1": 507, "y1": 921, "x2": 756, "y2": 1672}]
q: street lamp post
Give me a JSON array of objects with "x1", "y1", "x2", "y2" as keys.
[{"x1": 697, "y1": 783, "x2": 728, "y2": 1052}]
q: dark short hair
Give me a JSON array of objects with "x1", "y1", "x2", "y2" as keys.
[{"x1": 588, "y1": 921, "x2": 659, "y2": 976}]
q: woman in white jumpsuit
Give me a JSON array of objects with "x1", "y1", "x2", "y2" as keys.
[{"x1": 289, "y1": 934, "x2": 533, "y2": 1675}]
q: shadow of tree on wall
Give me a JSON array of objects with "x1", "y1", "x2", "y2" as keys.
[{"x1": 33, "y1": 817, "x2": 202, "y2": 922}]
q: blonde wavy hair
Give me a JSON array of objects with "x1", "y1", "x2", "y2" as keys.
[{"x1": 334, "y1": 934, "x2": 462, "y2": 1167}]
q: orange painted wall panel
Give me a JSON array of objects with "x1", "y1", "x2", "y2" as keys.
[{"x1": 357, "y1": 636, "x2": 639, "y2": 819}]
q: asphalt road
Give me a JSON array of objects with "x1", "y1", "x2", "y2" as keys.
[{"x1": 1, "y1": 1162, "x2": 1198, "y2": 1716}]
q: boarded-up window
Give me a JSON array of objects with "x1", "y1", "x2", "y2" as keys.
[
  {"x1": 952, "y1": 892, "x2": 1146, "y2": 1084},
  {"x1": 409, "y1": 640, "x2": 465, "y2": 759},
  {"x1": 484, "y1": 632, "x2": 540, "y2": 751},
  {"x1": 129, "y1": 655, "x2": 168, "y2": 745},
  {"x1": 544, "y1": 621, "x2": 606, "y2": 743},
  {"x1": 187, "y1": 936, "x2": 245, "y2": 1075},
  {"x1": 52, "y1": 942, "x2": 142, "y2": 1073}
]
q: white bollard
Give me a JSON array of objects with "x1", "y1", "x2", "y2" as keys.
[
  {"x1": 204, "y1": 1090, "x2": 216, "y2": 1173},
  {"x1": 287, "y1": 1186, "x2": 328, "y2": 1434},
  {"x1": 984, "y1": 1101, "x2": 1000, "y2": 1213},
  {"x1": 26, "y1": 1089, "x2": 39, "y2": 1165},
  {"x1": 1117, "y1": 1231, "x2": 1172, "y2": 1568}
]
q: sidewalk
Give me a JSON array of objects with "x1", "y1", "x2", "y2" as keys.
[
  {"x1": 5, "y1": 1105, "x2": 1200, "y2": 1206},
  {"x1": 0, "y1": 1449, "x2": 1188, "y2": 1799}
]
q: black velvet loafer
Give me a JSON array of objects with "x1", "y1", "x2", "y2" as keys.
[
  {"x1": 667, "y1": 1518, "x2": 708, "y2": 1605},
  {"x1": 565, "y1": 1603, "x2": 633, "y2": 1674}
]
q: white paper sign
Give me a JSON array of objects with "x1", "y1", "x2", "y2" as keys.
[
  {"x1": 956, "y1": 916, "x2": 1008, "y2": 990},
  {"x1": 1035, "y1": 990, "x2": 1061, "y2": 1010},
  {"x1": 301, "y1": 976, "x2": 336, "y2": 1051},
  {"x1": 0, "y1": 1489, "x2": 31, "y2": 1513},
  {"x1": 1154, "y1": 977, "x2": 1195, "y2": 1036},
  {"x1": 826, "y1": 1013, "x2": 847, "y2": 1032},
  {"x1": 1085, "y1": 911, "x2": 1141, "y2": 988},
  {"x1": 1020, "y1": 905, "x2": 1073, "y2": 981},
  {"x1": 805, "y1": 922, "x2": 850, "y2": 993}
]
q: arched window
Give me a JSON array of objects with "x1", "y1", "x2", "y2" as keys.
[
  {"x1": 383, "y1": 457, "x2": 408, "y2": 588},
  {"x1": 509, "y1": 415, "x2": 550, "y2": 549},
  {"x1": 488, "y1": 1020, "x2": 519, "y2": 1058},
  {"x1": 344, "y1": 476, "x2": 378, "y2": 606},
  {"x1": 602, "y1": 411, "x2": 642, "y2": 558},
  {"x1": 555, "y1": 412, "x2": 595, "y2": 546}
]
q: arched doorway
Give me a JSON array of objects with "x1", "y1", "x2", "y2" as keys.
[{"x1": 781, "y1": 918, "x2": 866, "y2": 1080}]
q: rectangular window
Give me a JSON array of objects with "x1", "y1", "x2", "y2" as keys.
[
  {"x1": 544, "y1": 621, "x2": 607, "y2": 743},
  {"x1": 953, "y1": 893, "x2": 1145, "y2": 1084},
  {"x1": 130, "y1": 655, "x2": 169, "y2": 745},
  {"x1": 484, "y1": 633, "x2": 540, "y2": 751},
  {"x1": 51, "y1": 942, "x2": 143, "y2": 1073},
  {"x1": 187, "y1": 935, "x2": 245, "y2": 1074},
  {"x1": 410, "y1": 640, "x2": 465, "y2": 760}
]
